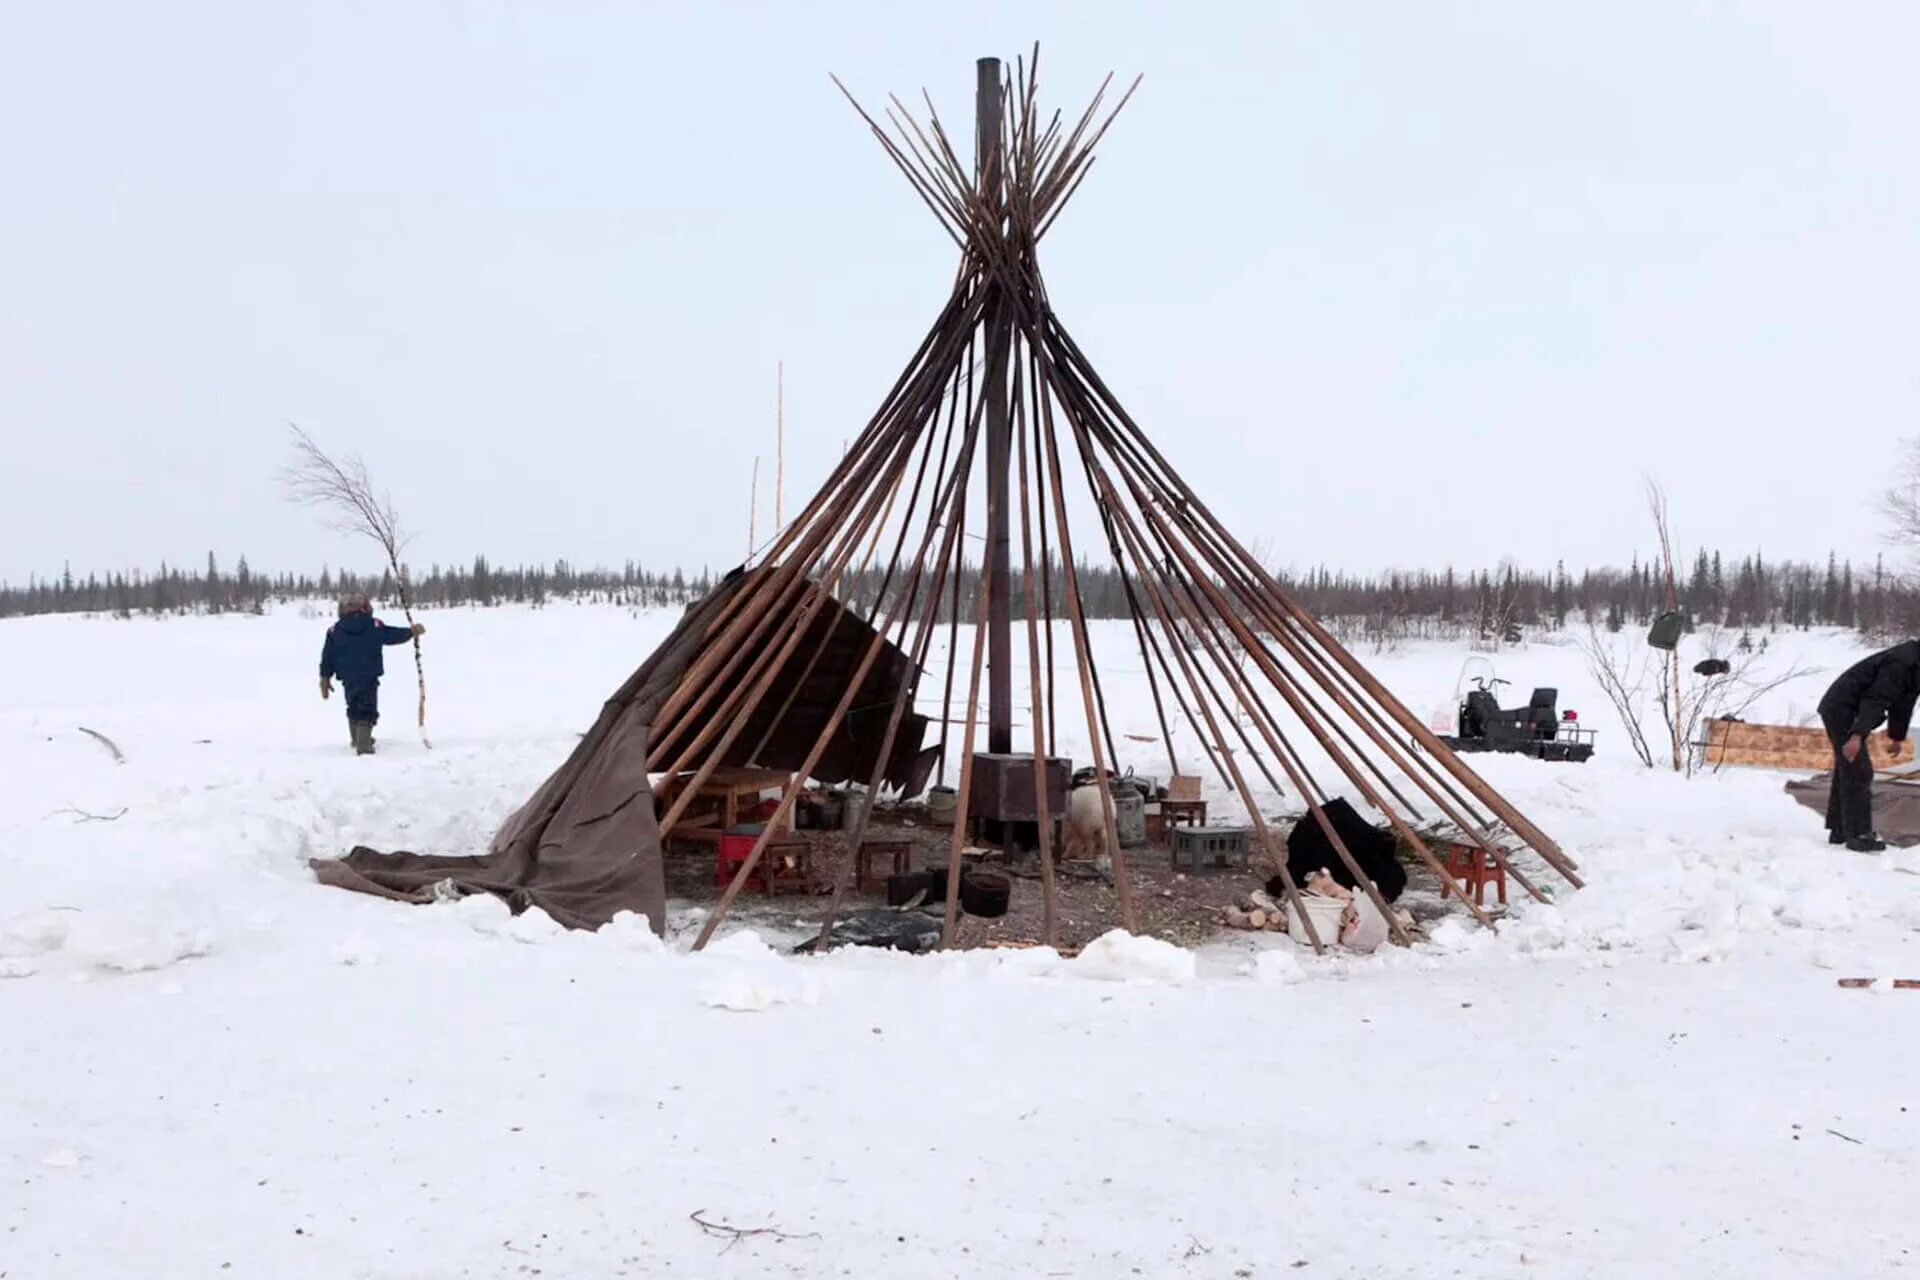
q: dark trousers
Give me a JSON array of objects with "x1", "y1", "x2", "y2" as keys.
[
  {"x1": 344, "y1": 681, "x2": 380, "y2": 726},
  {"x1": 1822, "y1": 712, "x2": 1874, "y2": 841}
]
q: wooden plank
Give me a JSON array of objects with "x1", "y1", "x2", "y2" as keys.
[{"x1": 1700, "y1": 719, "x2": 1914, "y2": 771}]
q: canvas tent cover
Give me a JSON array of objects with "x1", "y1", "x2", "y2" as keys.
[
  {"x1": 1783, "y1": 773, "x2": 1920, "y2": 847},
  {"x1": 313, "y1": 570, "x2": 931, "y2": 931}
]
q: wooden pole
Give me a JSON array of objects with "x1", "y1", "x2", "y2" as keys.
[
  {"x1": 978, "y1": 55, "x2": 1016, "y2": 758},
  {"x1": 1014, "y1": 385, "x2": 1060, "y2": 945},
  {"x1": 695, "y1": 409, "x2": 989, "y2": 950},
  {"x1": 776, "y1": 360, "x2": 785, "y2": 530}
]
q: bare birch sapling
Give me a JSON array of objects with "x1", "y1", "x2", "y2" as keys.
[{"x1": 282, "y1": 425, "x2": 431, "y2": 748}]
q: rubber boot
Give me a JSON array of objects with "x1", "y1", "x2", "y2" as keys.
[
  {"x1": 1846, "y1": 834, "x2": 1887, "y2": 854},
  {"x1": 350, "y1": 720, "x2": 375, "y2": 756}
]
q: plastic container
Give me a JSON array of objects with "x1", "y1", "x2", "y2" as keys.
[
  {"x1": 1647, "y1": 610, "x2": 1687, "y2": 651},
  {"x1": 926, "y1": 784, "x2": 957, "y2": 826},
  {"x1": 1285, "y1": 895, "x2": 1346, "y2": 948}
]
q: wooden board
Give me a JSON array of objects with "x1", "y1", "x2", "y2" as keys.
[{"x1": 1699, "y1": 718, "x2": 1914, "y2": 771}]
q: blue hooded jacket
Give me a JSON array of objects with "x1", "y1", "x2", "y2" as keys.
[{"x1": 320, "y1": 613, "x2": 415, "y2": 689}]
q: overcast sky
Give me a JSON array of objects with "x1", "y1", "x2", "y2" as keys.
[{"x1": 2, "y1": 1, "x2": 1916, "y2": 585}]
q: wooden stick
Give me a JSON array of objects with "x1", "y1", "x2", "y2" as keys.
[
  {"x1": 775, "y1": 360, "x2": 785, "y2": 531},
  {"x1": 941, "y1": 535, "x2": 996, "y2": 947},
  {"x1": 1014, "y1": 385, "x2": 1060, "y2": 946},
  {"x1": 693, "y1": 398, "x2": 990, "y2": 949},
  {"x1": 809, "y1": 496, "x2": 973, "y2": 951},
  {"x1": 1032, "y1": 342, "x2": 1136, "y2": 932},
  {"x1": 1049, "y1": 320, "x2": 1579, "y2": 882}
]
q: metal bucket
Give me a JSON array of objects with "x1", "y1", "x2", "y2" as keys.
[
  {"x1": 926, "y1": 784, "x2": 957, "y2": 826},
  {"x1": 1109, "y1": 784, "x2": 1147, "y2": 848},
  {"x1": 841, "y1": 787, "x2": 869, "y2": 833}
]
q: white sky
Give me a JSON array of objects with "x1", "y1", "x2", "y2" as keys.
[{"x1": 2, "y1": 1, "x2": 1916, "y2": 584}]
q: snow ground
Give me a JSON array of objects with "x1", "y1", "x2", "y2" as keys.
[{"x1": 1, "y1": 604, "x2": 1916, "y2": 1278}]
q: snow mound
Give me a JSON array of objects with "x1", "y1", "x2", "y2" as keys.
[
  {"x1": 1, "y1": 909, "x2": 70, "y2": 957},
  {"x1": 1424, "y1": 917, "x2": 1485, "y2": 954},
  {"x1": 440, "y1": 894, "x2": 567, "y2": 945},
  {"x1": 597, "y1": 910, "x2": 665, "y2": 953},
  {"x1": 1780, "y1": 880, "x2": 1855, "y2": 931},
  {"x1": 1070, "y1": 930, "x2": 1196, "y2": 984},
  {"x1": 506, "y1": 906, "x2": 563, "y2": 944},
  {"x1": 697, "y1": 969, "x2": 819, "y2": 1012},
  {"x1": 1251, "y1": 946, "x2": 1307, "y2": 984},
  {"x1": 65, "y1": 913, "x2": 212, "y2": 975},
  {"x1": 705, "y1": 929, "x2": 779, "y2": 960}
]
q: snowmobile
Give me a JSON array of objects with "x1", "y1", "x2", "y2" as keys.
[{"x1": 1436, "y1": 658, "x2": 1595, "y2": 763}]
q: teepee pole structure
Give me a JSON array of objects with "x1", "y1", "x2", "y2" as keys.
[{"x1": 675, "y1": 48, "x2": 1584, "y2": 951}]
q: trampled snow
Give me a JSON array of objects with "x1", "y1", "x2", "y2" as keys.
[{"x1": 1, "y1": 604, "x2": 1915, "y2": 1277}]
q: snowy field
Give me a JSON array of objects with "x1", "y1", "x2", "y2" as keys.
[{"x1": 2, "y1": 603, "x2": 1917, "y2": 1279}]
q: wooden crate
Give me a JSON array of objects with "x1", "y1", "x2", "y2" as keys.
[{"x1": 1699, "y1": 718, "x2": 1914, "y2": 772}]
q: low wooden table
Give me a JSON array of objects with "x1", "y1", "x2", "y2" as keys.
[
  {"x1": 1161, "y1": 798, "x2": 1208, "y2": 829},
  {"x1": 658, "y1": 767, "x2": 795, "y2": 833}
]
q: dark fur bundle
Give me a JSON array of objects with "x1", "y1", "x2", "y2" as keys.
[{"x1": 1273, "y1": 797, "x2": 1407, "y2": 902}]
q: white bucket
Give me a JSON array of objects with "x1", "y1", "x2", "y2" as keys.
[{"x1": 1286, "y1": 895, "x2": 1347, "y2": 948}]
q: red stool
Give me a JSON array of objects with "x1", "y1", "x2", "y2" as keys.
[
  {"x1": 1442, "y1": 841, "x2": 1508, "y2": 906},
  {"x1": 717, "y1": 825, "x2": 770, "y2": 890}
]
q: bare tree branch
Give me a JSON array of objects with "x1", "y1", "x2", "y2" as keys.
[
  {"x1": 1882, "y1": 436, "x2": 1920, "y2": 553},
  {"x1": 282, "y1": 424, "x2": 431, "y2": 747},
  {"x1": 688, "y1": 1210, "x2": 819, "y2": 1253},
  {"x1": 47, "y1": 806, "x2": 128, "y2": 823},
  {"x1": 1579, "y1": 620, "x2": 1658, "y2": 768},
  {"x1": 77, "y1": 726, "x2": 124, "y2": 764}
]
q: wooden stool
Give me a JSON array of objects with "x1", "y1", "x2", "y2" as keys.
[
  {"x1": 856, "y1": 839, "x2": 913, "y2": 893},
  {"x1": 717, "y1": 828, "x2": 814, "y2": 894},
  {"x1": 760, "y1": 837, "x2": 816, "y2": 896},
  {"x1": 1442, "y1": 842, "x2": 1508, "y2": 906}
]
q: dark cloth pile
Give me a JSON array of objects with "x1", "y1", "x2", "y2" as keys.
[
  {"x1": 791, "y1": 908, "x2": 943, "y2": 955},
  {"x1": 1275, "y1": 797, "x2": 1407, "y2": 902}
]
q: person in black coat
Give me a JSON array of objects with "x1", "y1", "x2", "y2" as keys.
[
  {"x1": 319, "y1": 592, "x2": 424, "y2": 755},
  {"x1": 1815, "y1": 639, "x2": 1920, "y2": 852}
]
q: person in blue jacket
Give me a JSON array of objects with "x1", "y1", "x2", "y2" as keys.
[{"x1": 319, "y1": 591, "x2": 425, "y2": 755}]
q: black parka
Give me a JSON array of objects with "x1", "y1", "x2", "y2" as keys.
[{"x1": 1818, "y1": 640, "x2": 1920, "y2": 740}]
